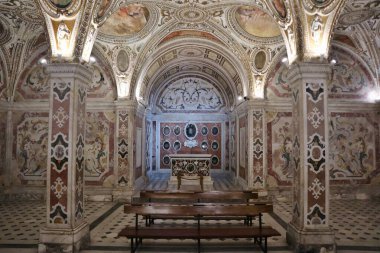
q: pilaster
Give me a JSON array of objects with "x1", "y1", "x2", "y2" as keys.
[
  {"x1": 39, "y1": 63, "x2": 91, "y2": 253},
  {"x1": 286, "y1": 62, "x2": 335, "y2": 252},
  {"x1": 113, "y1": 99, "x2": 136, "y2": 201}
]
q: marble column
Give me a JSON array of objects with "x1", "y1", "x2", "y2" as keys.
[
  {"x1": 113, "y1": 100, "x2": 135, "y2": 201},
  {"x1": 286, "y1": 63, "x2": 335, "y2": 252},
  {"x1": 39, "y1": 63, "x2": 91, "y2": 253}
]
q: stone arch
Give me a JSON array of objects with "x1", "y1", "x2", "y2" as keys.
[{"x1": 132, "y1": 36, "x2": 249, "y2": 109}]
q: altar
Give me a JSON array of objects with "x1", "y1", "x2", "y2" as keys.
[{"x1": 168, "y1": 154, "x2": 214, "y2": 191}]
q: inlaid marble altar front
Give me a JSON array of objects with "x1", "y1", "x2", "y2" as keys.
[{"x1": 168, "y1": 154, "x2": 213, "y2": 191}]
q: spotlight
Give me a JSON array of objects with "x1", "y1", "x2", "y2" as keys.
[
  {"x1": 89, "y1": 56, "x2": 96, "y2": 63},
  {"x1": 39, "y1": 58, "x2": 47, "y2": 64},
  {"x1": 281, "y1": 57, "x2": 288, "y2": 63},
  {"x1": 330, "y1": 59, "x2": 337, "y2": 65},
  {"x1": 237, "y1": 96, "x2": 243, "y2": 101}
]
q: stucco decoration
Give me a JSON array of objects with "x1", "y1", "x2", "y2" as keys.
[
  {"x1": 235, "y1": 6, "x2": 281, "y2": 38},
  {"x1": 329, "y1": 46, "x2": 375, "y2": 98},
  {"x1": 157, "y1": 78, "x2": 224, "y2": 112},
  {"x1": 329, "y1": 113, "x2": 377, "y2": 182},
  {"x1": 16, "y1": 114, "x2": 49, "y2": 181},
  {"x1": 116, "y1": 49, "x2": 129, "y2": 73},
  {"x1": 99, "y1": 4, "x2": 150, "y2": 36}
]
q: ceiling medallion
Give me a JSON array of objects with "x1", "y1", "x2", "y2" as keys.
[
  {"x1": 338, "y1": 10, "x2": 375, "y2": 26},
  {"x1": 175, "y1": 6, "x2": 209, "y2": 23}
]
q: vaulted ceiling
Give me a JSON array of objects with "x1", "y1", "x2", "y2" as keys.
[{"x1": 0, "y1": 0, "x2": 379, "y2": 106}]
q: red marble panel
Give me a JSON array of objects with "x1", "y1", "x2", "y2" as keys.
[{"x1": 159, "y1": 122, "x2": 222, "y2": 169}]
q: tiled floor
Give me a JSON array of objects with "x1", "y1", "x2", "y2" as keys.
[{"x1": 0, "y1": 174, "x2": 379, "y2": 252}]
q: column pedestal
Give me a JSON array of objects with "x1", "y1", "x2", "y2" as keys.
[
  {"x1": 287, "y1": 223, "x2": 336, "y2": 253},
  {"x1": 39, "y1": 222, "x2": 89, "y2": 253}
]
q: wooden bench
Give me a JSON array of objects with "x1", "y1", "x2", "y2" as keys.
[
  {"x1": 138, "y1": 190, "x2": 263, "y2": 225},
  {"x1": 118, "y1": 204, "x2": 280, "y2": 253}
]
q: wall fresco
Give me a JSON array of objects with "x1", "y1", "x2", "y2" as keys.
[
  {"x1": 329, "y1": 112, "x2": 378, "y2": 183},
  {"x1": 266, "y1": 47, "x2": 375, "y2": 101},
  {"x1": 329, "y1": 46, "x2": 375, "y2": 99},
  {"x1": 16, "y1": 66, "x2": 49, "y2": 101},
  {"x1": 267, "y1": 111, "x2": 293, "y2": 187},
  {"x1": 15, "y1": 63, "x2": 114, "y2": 101},
  {"x1": 85, "y1": 111, "x2": 115, "y2": 184},
  {"x1": 266, "y1": 60, "x2": 291, "y2": 100},
  {"x1": 87, "y1": 65, "x2": 115, "y2": 100},
  {"x1": 14, "y1": 112, "x2": 49, "y2": 183}
]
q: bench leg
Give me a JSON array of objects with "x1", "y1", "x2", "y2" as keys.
[
  {"x1": 197, "y1": 239, "x2": 200, "y2": 253},
  {"x1": 257, "y1": 236, "x2": 268, "y2": 253}
]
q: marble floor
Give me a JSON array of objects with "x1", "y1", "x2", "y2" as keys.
[{"x1": 0, "y1": 174, "x2": 379, "y2": 253}]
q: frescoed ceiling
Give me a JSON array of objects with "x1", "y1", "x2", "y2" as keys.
[
  {"x1": 0, "y1": 0, "x2": 379, "y2": 104},
  {"x1": 99, "y1": 4, "x2": 150, "y2": 36}
]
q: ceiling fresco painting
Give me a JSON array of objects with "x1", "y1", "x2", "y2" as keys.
[
  {"x1": 272, "y1": 0, "x2": 286, "y2": 18},
  {"x1": 99, "y1": 4, "x2": 149, "y2": 36},
  {"x1": 98, "y1": 0, "x2": 112, "y2": 17},
  {"x1": 235, "y1": 6, "x2": 281, "y2": 38}
]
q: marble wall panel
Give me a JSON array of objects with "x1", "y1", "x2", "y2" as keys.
[
  {"x1": 85, "y1": 111, "x2": 115, "y2": 185},
  {"x1": 0, "y1": 112, "x2": 6, "y2": 185},
  {"x1": 13, "y1": 112, "x2": 49, "y2": 184},
  {"x1": 230, "y1": 120, "x2": 236, "y2": 174},
  {"x1": 135, "y1": 116, "x2": 143, "y2": 180},
  {"x1": 239, "y1": 115, "x2": 248, "y2": 180},
  {"x1": 329, "y1": 112, "x2": 379, "y2": 184},
  {"x1": 159, "y1": 122, "x2": 222, "y2": 170},
  {"x1": 266, "y1": 111, "x2": 293, "y2": 187}
]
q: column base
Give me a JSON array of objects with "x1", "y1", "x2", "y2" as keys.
[
  {"x1": 286, "y1": 223, "x2": 336, "y2": 253},
  {"x1": 112, "y1": 186, "x2": 133, "y2": 202},
  {"x1": 38, "y1": 222, "x2": 89, "y2": 253}
]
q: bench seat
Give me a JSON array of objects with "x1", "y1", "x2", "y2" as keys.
[{"x1": 118, "y1": 226, "x2": 280, "y2": 253}]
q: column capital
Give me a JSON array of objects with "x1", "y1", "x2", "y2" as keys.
[
  {"x1": 114, "y1": 98, "x2": 137, "y2": 111},
  {"x1": 287, "y1": 62, "x2": 332, "y2": 85},
  {"x1": 45, "y1": 63, "x2": 93, "y2": 84}
]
